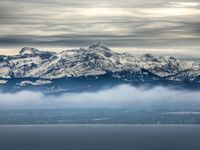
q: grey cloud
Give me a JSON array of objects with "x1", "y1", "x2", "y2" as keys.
[{"x1": 0, "y1": 0, "x2": 200, "y2": 55}]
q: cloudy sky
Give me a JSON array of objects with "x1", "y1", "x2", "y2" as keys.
[{"x1": 0, "y1": 0, "x2": 200, "y2": 56}]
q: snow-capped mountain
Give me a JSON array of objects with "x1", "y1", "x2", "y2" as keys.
[{"x1": 0, "y1": 43, "x2": 200, "y2": 93}]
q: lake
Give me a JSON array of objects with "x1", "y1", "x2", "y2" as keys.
[{"x1": 0, "y1": 125, "x2": 200, "y2": 150}]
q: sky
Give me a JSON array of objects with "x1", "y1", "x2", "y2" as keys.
[{"x1": 0, "y1": 0, "x2": 200, "y2": 56}]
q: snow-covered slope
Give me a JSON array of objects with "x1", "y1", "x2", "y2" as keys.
[{"x1": 0, "y1": 43, "x2": 200, "y2": 83}]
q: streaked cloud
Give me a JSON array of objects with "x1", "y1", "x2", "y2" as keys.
[{"x1": 0, "y1": 0, "x2": 200, "y2": 56}]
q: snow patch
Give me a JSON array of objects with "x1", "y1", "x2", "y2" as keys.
[
  {"x1": 18, "y1": 80, "x2": 52, "y2": 86},
  {"x1": 0, "y1": 80, "x2": 8, "y2": 84}
]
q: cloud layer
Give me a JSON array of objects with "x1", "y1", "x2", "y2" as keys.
[
  {"x1": 0, "y1": 85, "x2": 200, "y2": 109},
  {"x1": 0, "y1": 0, "x2": 200, "y2": 56}
]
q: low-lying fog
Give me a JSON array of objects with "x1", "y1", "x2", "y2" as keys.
[{"x1": 0, "y1": 85, "x2": 200, "y2": 109}]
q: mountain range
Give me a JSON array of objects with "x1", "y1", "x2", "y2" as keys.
[{"x1": 0, "y1": 43, "x2": 200, "y2": 93}]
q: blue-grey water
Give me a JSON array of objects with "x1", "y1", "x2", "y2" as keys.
[
  {"x1": 0, "y1": 125, "x2": 200, "y2": 150},
  {"x1": 1, "y1": 109, "x2": 200, "y2": 124}
]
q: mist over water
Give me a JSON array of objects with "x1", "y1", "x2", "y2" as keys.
[{"x1": 0, "y1": 84, "x2": 200, "y2": 109}]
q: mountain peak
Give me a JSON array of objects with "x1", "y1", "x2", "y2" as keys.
[
  {"x1": 142, "y1": 54, "x2": 158, "y2": 61},
  {"x1": 89, "y1": 43, "x2": 111, "y2": 51},
  {"x1": 19, "y1": 47, "x2": 40, "y2": 55},
  {"x1": 0, "y1": 44, "x2": 199, "y2": 86}
]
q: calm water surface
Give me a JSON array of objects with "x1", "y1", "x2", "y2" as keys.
[{"x1": 0, "y1": 125, "x2": 200, "y2": 150}]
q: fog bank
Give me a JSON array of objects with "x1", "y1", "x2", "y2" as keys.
[{"x1": 0, "y1": 85, "x2": 200, "y2": 109}]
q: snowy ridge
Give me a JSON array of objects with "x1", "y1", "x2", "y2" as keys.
[{"x1": 0, "y1": 43, "x2": 200, "y2": 83}]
